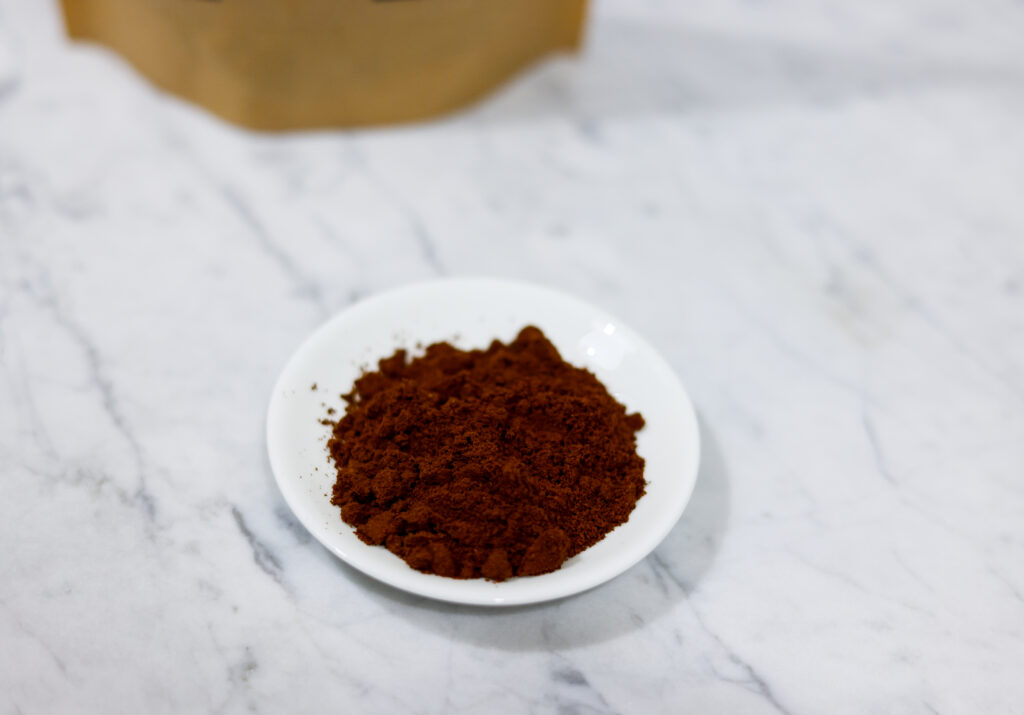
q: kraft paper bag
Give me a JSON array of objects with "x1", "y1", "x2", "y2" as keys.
[{"x1": 60, "y1": 0, "x2": 587, "y2": 130}]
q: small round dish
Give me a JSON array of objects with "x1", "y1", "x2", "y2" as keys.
[{"x1": 266, "y1": 278, "x2": 700, "y2": 606}]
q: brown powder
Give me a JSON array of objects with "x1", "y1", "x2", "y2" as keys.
[{"x1": 327, "y1": 326, "x2": 646, "y2": 580}]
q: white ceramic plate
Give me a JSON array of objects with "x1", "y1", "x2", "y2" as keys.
[{"x1": 267, "y1": 278, "x2": 700, "y2": 606}]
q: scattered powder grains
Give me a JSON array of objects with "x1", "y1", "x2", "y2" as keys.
[{"x1": 326, "y1": 326, "x2": 646, "y2": 580}]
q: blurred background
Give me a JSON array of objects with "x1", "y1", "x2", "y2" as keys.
[{"x1": 2, "y1": 1, "x2": 1023, "y2": 713}]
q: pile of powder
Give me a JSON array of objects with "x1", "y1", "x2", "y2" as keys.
[{"x1": 327, "y1": 326, "x2": 646, "y2": 580}]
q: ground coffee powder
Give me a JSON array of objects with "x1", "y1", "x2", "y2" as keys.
[{"x1": 327, "y1": 326, "x2": 646, "y2": 580}]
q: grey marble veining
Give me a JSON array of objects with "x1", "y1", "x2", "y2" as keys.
[{"x1": 2, "y1": 0, "x2": 1024, "y2": 713}]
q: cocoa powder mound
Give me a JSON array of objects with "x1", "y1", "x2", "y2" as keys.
[{"x1": 327, "y1": 326, "x2": 646, "y2": 581}]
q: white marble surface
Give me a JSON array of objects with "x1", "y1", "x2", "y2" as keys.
[{"x1": 2, "y1": 0, "x2": 1024, "y2": 712}]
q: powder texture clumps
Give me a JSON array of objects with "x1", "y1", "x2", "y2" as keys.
[{"x1": 327, "y1": 326, "x2": 646, "y2": 581}]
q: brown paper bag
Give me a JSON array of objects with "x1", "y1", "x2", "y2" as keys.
[{"x1": 60, "y1": 0, "x2": 587, "y2": 130}]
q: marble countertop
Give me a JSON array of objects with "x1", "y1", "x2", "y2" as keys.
[{"x1": 2, "y1": 0, "x2": 1023, "y2": 712}]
